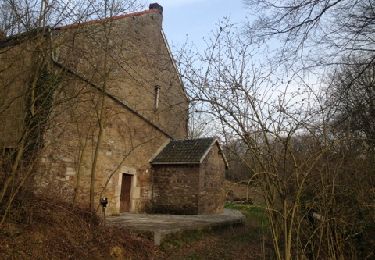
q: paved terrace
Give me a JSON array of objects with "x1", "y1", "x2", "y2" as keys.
[{"x1": 106, "y1": 209, "x2": 245, "y2": 245}]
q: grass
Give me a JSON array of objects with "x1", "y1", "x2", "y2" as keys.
[
  {"x1": 161, "y1": 229, "x2": 206, "y2": 250},
  {"x1": 158, "y1": 203, "x2": 271, "y2": 259},
  {"x1": 225, "y1": 202, "x2": 268, "y2": 231}
]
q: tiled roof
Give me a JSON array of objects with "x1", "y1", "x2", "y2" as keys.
[{"x1": 151, "y1": 138, "x2": 217, "y2": 165}]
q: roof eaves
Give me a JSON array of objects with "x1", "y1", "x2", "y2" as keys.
[{"x1": 151, "y1": 161, "x2": 200, "y2": 165}]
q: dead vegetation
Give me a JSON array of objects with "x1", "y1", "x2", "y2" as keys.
[
  {"x1": 0, "y1": 193, "x2": 158, "y2": 259},
  {"x1": 0, "y1": 192, "x2": 272, "y2": 259}
]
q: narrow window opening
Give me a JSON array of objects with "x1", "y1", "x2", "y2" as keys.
[{"x1": 154, "y1": 85, "x2": 160, "y2": 110}]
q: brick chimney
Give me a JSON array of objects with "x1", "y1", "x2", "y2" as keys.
[{"x1": 149, "y1": 3, "x2": 163, "y2": 15}]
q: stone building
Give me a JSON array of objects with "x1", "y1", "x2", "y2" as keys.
[
  {"x1": 151, "y1": 138, "x2": 228, "y2": 214},
  {"x1": 0, "y1": 4, "x2": 226, "y2": 215}
]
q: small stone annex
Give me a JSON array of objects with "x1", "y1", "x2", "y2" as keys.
[
  {"x1": 0, "y1": 3, "x2": 227, "y2": 216},
  {"x1": 151, "y1": 138, "x2": 228, "y2": 214}
]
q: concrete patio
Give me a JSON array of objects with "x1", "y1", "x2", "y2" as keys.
[{"x1": 106, "y1": 208, "x2": 245, "y2": 245}]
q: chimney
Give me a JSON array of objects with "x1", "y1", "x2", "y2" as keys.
[{"x1": 149, "y1": 3, "x2": 163, "y2": 15}]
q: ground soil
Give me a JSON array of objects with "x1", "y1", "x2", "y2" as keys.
[
  {"x1": 157, "y1": 224, "x2": 268, "y2": 259},
  {"x1": 0, "y1": 195, "x2": 158, "y2": 259},
  {"x1": 0, "y1": 193, "x2": 268, "y2": 259}
]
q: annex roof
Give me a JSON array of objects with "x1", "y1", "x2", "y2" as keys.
[{"x1": 151, "y1": 137, "x2": 228, "y2": 167}]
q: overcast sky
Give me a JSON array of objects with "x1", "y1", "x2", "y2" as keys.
[{"x1": 146, "y1": 0, "x2": 249, "y2": 49}]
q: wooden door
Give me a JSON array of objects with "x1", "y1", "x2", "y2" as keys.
[{"x1": 120, "y1": 174, "x2": 132, "y2": 212}]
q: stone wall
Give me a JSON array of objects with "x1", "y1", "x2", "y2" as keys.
[
  {"x1": 0, "y1": 10, "x2": 189, "y2": 215},
  {"x1": 54, "y1": 10, "x2": 189, "y2": 139},
  {"x1": 198, "y1": 144, "x2": 226, "y2": 214},
  {"x1": 152, "y1": 165, "x2": 200, "y2": 214},
  {"x1": 152, "y1": 144, "x2": 226, "y2": 215},
  {"x1": 0, "y1": 37, "x2": 42, "y2": 148},
  {"x1": 35, "y1": 74, "x2": 171, "y2": 215}
]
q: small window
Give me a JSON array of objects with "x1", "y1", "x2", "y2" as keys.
[{"x1": 154, "y1": 85, "x2": 160, "y2": 110}]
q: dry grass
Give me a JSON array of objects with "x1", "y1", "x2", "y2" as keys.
[
  {"x1": 0, "y1": 194, "x2": 158, "y2": 259},
  {"x1": 0, "y1": 192, "x2": 271, "y2": 259}
]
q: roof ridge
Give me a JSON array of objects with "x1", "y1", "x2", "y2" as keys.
[
  {"x1": 175, "y1": 137, "x2": 216, "y2": 141},
  {"x1": 56, "y1": 9, "x2": 161, "y2": 31},
  {"x1": 0, "y1": 8, "x2": 161, "y2": 48}
]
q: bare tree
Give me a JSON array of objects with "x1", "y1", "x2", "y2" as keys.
[
  {"x1": 178, "y1": 20, "x2": 374, "y2": 259},
  {"x1": 244, "y1": 0, "x2": 375, "y2": 64},
  {"x1": 0, "y1": 0, "x2": 142, "y2": 35},
  {"x1": 0, "y1": 0, "x2": 145, "y2": 221},
  {"x1": 326, "y1": 56, "x2": 375, "y2": 147}
]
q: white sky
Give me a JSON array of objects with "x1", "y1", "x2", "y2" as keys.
[
  {"x1": 141, "y1": 1, "x2": 321, "y2": 137},
  {"x1": 146, "y1": 0, "x2": 248, "y2": 49}
]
